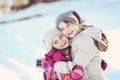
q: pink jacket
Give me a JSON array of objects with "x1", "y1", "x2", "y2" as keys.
[
  {"x1": 45, "y1": 49, "x2": 71, "y2": 67},
  {"x1": 45, "y1": 50, "x2": 85, "y2": 80}
]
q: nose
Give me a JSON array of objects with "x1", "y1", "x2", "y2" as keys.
[
  {"x1": 59, "y1": 38, "x2": 64, "y2": 43},
  {"x1": 60, "y1": 40, "x2": 65, "y2": 47},
  {"x1": 66, "y1": 29, "x2": 72, "y2": 35},
  {"x1": 59, "y1": 37, "x2": 65, "y2": 44},
  {"x1": 64, "y1": 28, "x2": 69, "y2": 34}
]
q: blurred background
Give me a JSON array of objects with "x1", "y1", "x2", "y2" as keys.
[{"x1": 0, "y1": 0, "x2": 120, "y2": 80}]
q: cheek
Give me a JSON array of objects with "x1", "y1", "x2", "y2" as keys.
[
  {"x1": 52, "y1": 44, "x2": 55, "y2": 48},
  {"x1": 65, "y1": 39, "x2": 69, "y2": 46},
  {"x1": 56, "y1": 44, "x2": 61, "y2": 49},
  {"x1": 62, "y1": 31, "x2": 67, "y2": 35},
  {"x1": 75, "y1": 25, "x2": 80, "y2": 31},
  {"x1": 74, "y1": 27, "x2": 79, "y2": 33},
  {"x1": 67, "y1": 41, "x2": 70, "y2": 46},
  {"x1": 52, "y1": 43, "x2": 57, "y2": 48}
]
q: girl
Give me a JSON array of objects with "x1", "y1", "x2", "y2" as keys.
[
  {"x1": 54, "y1": 10, "x2": 109, "y2": 80},
  {"x1": 41, "y1": 28, "x2": 84, "y2": 80}
]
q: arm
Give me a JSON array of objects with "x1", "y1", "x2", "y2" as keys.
[
  {"x1": 45, "y1": 49, "x2": 70, "y2": 67},
  {"x1": 73, "y1": 36, "x2": 98, "y2": 68},
  {"x1": 54, "y1": 36, "x2": 98, "y2": 73},
  {"x1": 53, "y1": 52, "x2": 70, "y2": 62}
]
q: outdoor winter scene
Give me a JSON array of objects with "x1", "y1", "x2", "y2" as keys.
[{"x1": 0, "y1": 0, "x2": 120, "y2": 80}]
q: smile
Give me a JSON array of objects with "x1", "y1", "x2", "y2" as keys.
[{"x1": 68, "y1": 31, "x2": 73, "y2": 35}]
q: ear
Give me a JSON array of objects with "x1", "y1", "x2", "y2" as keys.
[{"x1": 72, "y1": 11, "x2": 81, "y2": 24}]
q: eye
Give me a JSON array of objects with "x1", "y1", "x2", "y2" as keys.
[
  {"x1": 66, "y1": 23, "x2": 70, "y2": 28},
  {"x1": 53, "y1": 40, "x2": 58, "y2": 44},
  {"x1": 59, "y1": 27, "x2": 64, "y2": 31}
]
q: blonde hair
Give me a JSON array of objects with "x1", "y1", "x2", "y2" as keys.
[
  {"x1": 94, "y1": 31, "x2": 109, "y2": 52},
  {"x1": 81, "y1": 22, "x2": 109, "y2": 52}
]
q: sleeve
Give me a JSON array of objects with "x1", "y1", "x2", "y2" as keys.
[
  {"x1": 54, "y1": 36, "x2": 98, "y2": 74},
  {"x1": 53, "y1": 52, "x2": 70, "y2": 62},
  {"x1": 45, "y1": 54, "x2": 55, "y2": 67},
  {"x1": 73, "y1": 36, "x2": 98, "y2": 68}
]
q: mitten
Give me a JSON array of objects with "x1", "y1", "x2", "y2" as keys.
[
  {"x1": 101, "y1": 59, "x2": 107, "y2": 71},
  {"x1": 36, "y1": 59, "x2": 42, "y2": 67},
  {"x1": 68, "y1": 65, "x2": 84, "y2": 80}
]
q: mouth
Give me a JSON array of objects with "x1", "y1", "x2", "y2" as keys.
[{"x1": 67, "y1": 31, "x2": 73, "y2": 36}]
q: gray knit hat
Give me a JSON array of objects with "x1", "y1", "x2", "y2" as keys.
[
  {"x1": 42, "y1": 28, "x2": 61, "y2": 49},
  {"x1": 56, "y1": 10, "x2": 81, "y2": 28}
]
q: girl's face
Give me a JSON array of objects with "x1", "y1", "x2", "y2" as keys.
[
  {"x1": 58, "y1": 22, "x2": 80, "y2": 38},
  {"x1": 52, "y1": 34, "x2": 69, "y2": 50}
]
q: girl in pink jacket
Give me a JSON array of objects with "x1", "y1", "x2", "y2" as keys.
[
  {"x1": 37, "y1": 26, "x2": 107, "y2": 80},
  {"x1": 41, "y1": 28, "x2": 84, "y2": 80}
]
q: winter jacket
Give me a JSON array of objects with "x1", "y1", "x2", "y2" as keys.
[
  {"x1": 54, "y1": 27, "x2": 107, "y2": 80},
  {"x1": 45, "y1": 49, "x2": 84, "y2": 80},
  {"x1": 37, "y1": 50, "x2": 71, "y2": 80},
  {"x1": 45, "y1": 49, "x2": 71, "y2": 67}
]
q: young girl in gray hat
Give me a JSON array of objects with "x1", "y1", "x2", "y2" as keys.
[{"x1": 54, "y1": 10, "x2": 109, "y2": 80}]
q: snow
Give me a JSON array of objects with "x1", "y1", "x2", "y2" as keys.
[{"x1": 0, "y1": 0, "x2": 120, "y2": 80}]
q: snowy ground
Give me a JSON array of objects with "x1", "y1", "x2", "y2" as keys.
[{"x1": 0, "y1": 0, "x2": 120, "y2": 80}]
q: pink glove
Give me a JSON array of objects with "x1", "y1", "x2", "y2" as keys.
[
  {"x1": 68, "y1": 65, "x2": 84, "y2": 80},
  {"x1": 101, "y1": 59, "x2": 107, "y2": 71},
  {"x1": 67, "y1": 71, "x2": 82, "y2": 80}
]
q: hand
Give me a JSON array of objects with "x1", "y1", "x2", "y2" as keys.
[
  {"x1": 101, "y1": 59, "x2": 107, "y2": 71},
  {"x1": 68, "y1": 65, "x2": 84, "y2": 80},
  {"x1": 36, "y1": 59, "x2": 42, "y2": 67}
]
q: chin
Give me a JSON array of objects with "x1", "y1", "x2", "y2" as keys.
[{"x1": 70, "y1": 35, "x2": 75, "y2": 38}]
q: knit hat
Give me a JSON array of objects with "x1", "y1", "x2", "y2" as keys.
[
  {"x1": 42, "y1": 28, "x2": 61, "y2": 49},
  {"x1": 56, "y1": 10, "x2": 81, "y2": 28}
]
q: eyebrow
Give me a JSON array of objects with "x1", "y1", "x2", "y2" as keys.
[{"x1": 53, "y1": 39, "x2": 58, "y2": 44}]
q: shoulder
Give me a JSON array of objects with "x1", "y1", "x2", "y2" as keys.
[
  {"x1": 79, "y1": 26, "x2": 102, "y2": 41},
  {"x1": 73, "y1": 34, "x2": 95, "y2": 49}
]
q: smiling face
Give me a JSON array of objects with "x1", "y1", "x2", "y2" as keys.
[
  {"x1": 51, "y1": 33, "x2": 70, "y2": 50},
  {"x1": 58, "y1": 22, "x2": 80, "y2": 38}
]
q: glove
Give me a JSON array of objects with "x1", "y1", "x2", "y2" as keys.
[
  {"x1": 67, "y1": 71, "x2": 82, "y2": 80},
  {"x1": 36, "y1": 58, "x2": 48, "y2": 68},
  {"x1": 68, "y1": 65, "x2": 84, "y2": 80},
  {"x1": 101, "y1": 59, "x2": 107, "y2": 71},
  {"x1": 36, "y1": 59, "x2": 42, "y2": 67}
]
